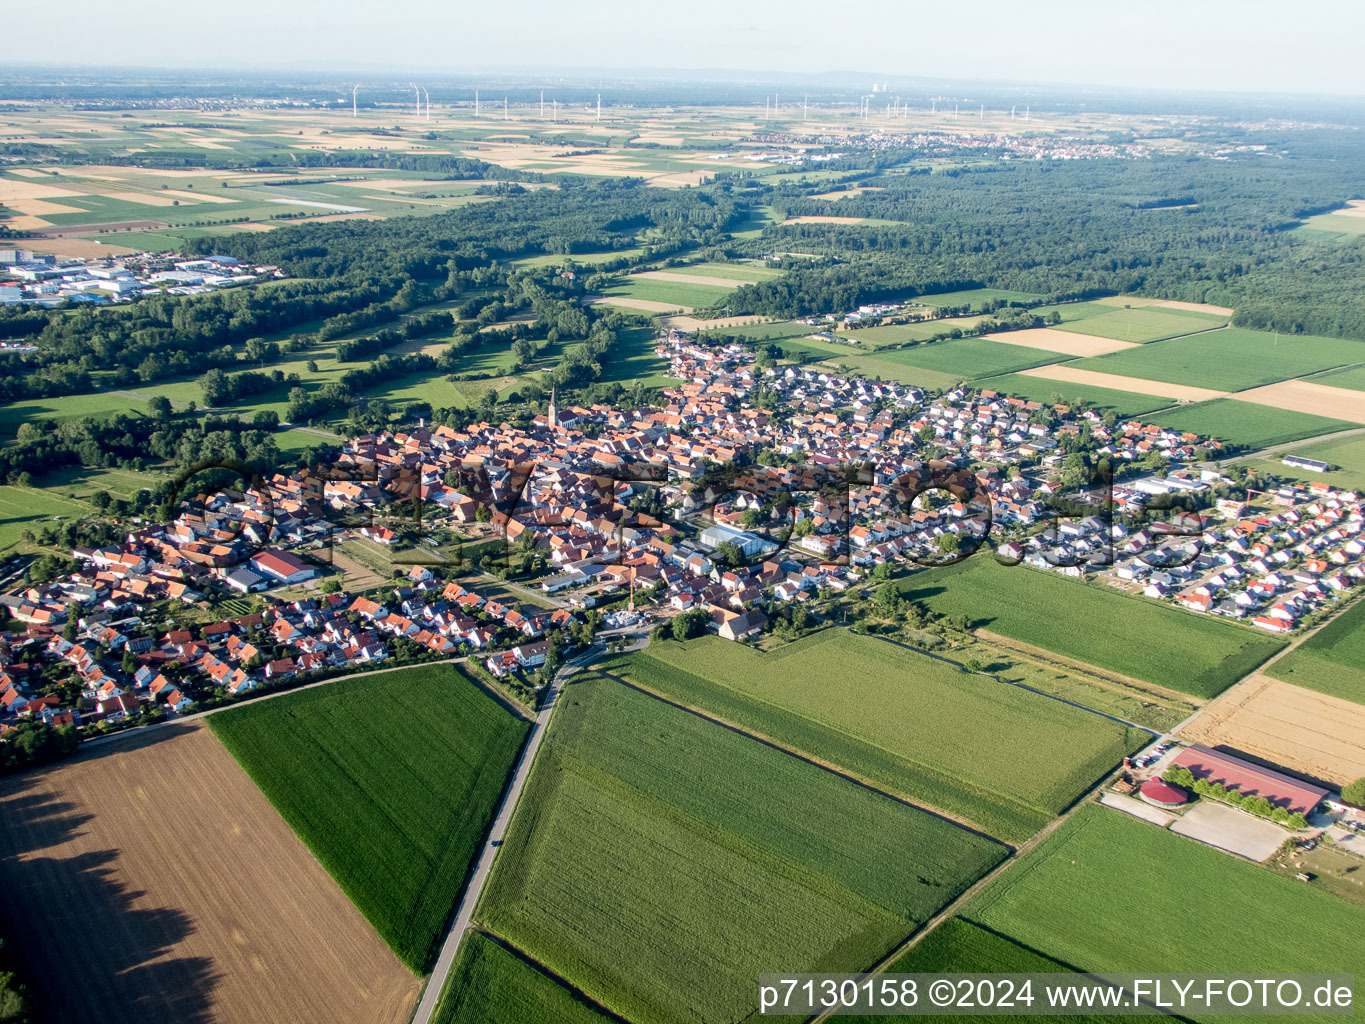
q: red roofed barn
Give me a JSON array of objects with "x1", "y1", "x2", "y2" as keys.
[{"x1": 1171, "y1": 744, "x2": 1328, "y2": 815}]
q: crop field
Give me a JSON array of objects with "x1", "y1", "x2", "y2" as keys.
[
  {"x1": 676, "y1": 260, "x2": 785, "y2": 282},
  {"x1": 841, "y1": 919, "x2": 1148, "y2": 1024},
  {"x1": 1308, "y1": 362, "x2": 1365, "y2": 392},
  {"x1": 1069, "y1": 328, "x2": 1365, "y2": 392},
  {"x1": 978, "y1": 373, "x2": 1173, "y2": 417},
  {"x1": 603, "y1": 276, "x2": 734, "y2": 310},
  {"x1": 478, "y1": 674, "x2": 1005, "y2": 1024},
  {"x1": 1053, "y1": 306, "x2": 1226, "y2": 343},
  {"x1": 779, "y1": 346, "x2": 967, "y2": 390},
  {"x1": 620, "y1": 630, "x2": 1146, "y2": 841},
  {"x1": 843, "y1": 316, "x2": 991, "y2": 348},
  {"x1": 209, "y1": 663, "x2": 530, "y2": 972},
  {"x1": 1142, "y1": 399, "x2": 1354, "y2": 449},
  {"x1": 0, "y1": 724, "x2": 420, "y2": 1024},
  {"x1": 433, "y1": 933, "x2": 611, "y2": 1024},
  {"x1": 880, "y1": 338, "x2": 1071, "y2": 378},
  {"x1": 0, "y1": 484, "x2": 94, "y2": 547},
  {"x1": 965, "y1": 805, "x2": 1365, "y2": 1009},
  {"x1": 897, "y1": 559, "x2": 1284, "y2": 698},
  {"x1": 1266, "y1": 597, "x2": 1365, "y2": 703}
]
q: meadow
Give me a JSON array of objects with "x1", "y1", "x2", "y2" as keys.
[
  {"x1": 977, "y1": 373, "x2": 1173, "y2": 417},
  {"x1": 433, "y1": 933, "x2": 611, "y2": 1024},
  {"x1": 478, "y1": 674, "x2": 1005, "y2": 1024},
  {"x1": 209, "y1": 663, "x2": 530, "y2": 972},
  {"x1": 965, "y1": 804, "x2": 1365, "y2": 1016},
  {"x1": 1053, "y1": 306, "x2": 1226, "y2": 343},
  {"x1": 603, "y1": 276, "x2": 733, "y2": 310},
  {"x1": 1235, "y1": 432, "x2": 1365, "y2": 491},
  {"x1": 1309, "y1": 362, "x2": 1365, "y2": 391},
  {"x1": 1070, "y1": 328, "x2": 1365, "y2": 392},
  {"x1": 898, "y1": 559, "x2": 1284, "y2": 698},
  {"x1": 779, "y1": 345, "x2": 965, "y2": 390},
  {"x1": 872, "y1": 337, "x2": 1070, "y2": 378},
  {"x1": 677, "y1": 260, "x2": 785, "y2": 282},
  {"x1": 843, "y1": 315, "x2": 991, "y2": 348},
  {"x1": 620, "y1": 630, "x2": 1146, "y2": 841},
  {"x1": 0, "y1": 485, "x2": 95, "y2": 547},
  {"x1": 840, "y1": 918, "x2": 1149, "y2": 1024},
  {"x1": 1266, "y1": 597, "x2": 1365, "y2": 705},
  {"x1": 1143, "y1": 398, "x2": 1354, "y2": 449}
]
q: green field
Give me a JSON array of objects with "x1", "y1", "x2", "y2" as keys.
[
  {"x1": 678, "y1": 260, "x2": 785, "y2": 281},
  {"x1": 869, "y1": 338, "x2": 1070, "y2": 379},
  {"x1": 433, "y1": 932, "x2": 612, "y2": 1024},
  {"x1": 0, "y1": 485, "x2": 94, "y2": 547},
  {"x1": 617, "y1": 630, "x2": 1145, "y2": 841},
  {"x1": 978, "y1": 374, "x2": 1173, "y2": 417},
  {"x1": 1054, "y1": 306, "x2": 1226, "y2": 343},
  {"x1": 844, "y1": 316, "x2": 991, "y2": 348},
  {"x1": 1234, "y1": 431, "x2": 1365, "y2": 491},
  {"x1": 841, "y1": 918, "x2": 1149, "y2": 1024},
  {"x1": 898, "y1": 559, "x2": 1284, "y2": 698},
  {"x1": 777, "y1": 344, "x2": 966, "y2": 389},
  {"x1": 1308, "y1": 362, "x2": 1365, "y2": 391},
  {"x1": 1266, "y1": 597, "x2": 1365, "y2": 704},
  {"x1": 1070, "y1": 328, "x2": 1365, "y2": 392},
  {"x1": 914, "y1": 288, "x2": 1043, "y2": 309},
  {"x1": 209, "y1": 664, "x2": 530, "y2": 972},
  {"x1": 478, "y1": 674, "x2": 1005, "y2": 1024},
  {"x1": 594, "y1": 325, "x2": 673, "y2": 388},
  {"x1": 1143, "y1": 399, "x2": 1354, "y2": 449},
  {"x1": 603, "y1": 276, "x2": 734, "y2": 310},
  {"x1": 965, "y1": 804, "x2": 1365, "y2": 1020}
]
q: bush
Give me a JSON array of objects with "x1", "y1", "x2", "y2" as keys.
[{"x1": 1342, "y1": 777, "x2": 1365, "y2": 807}]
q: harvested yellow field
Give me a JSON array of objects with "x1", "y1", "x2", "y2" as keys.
[
  {"x1": 7, "y1": 167, "x2": 49, "y2": 178},
  {"x1": 24, "y1": 237, "x2": 138, "y2": 258},
  {"x1": 1017, "y1": 364, "x2": 1230, "y2": 402},
  {"x1": 984, "y1": 328, "x2": 1140, "y2": 358},
  {"x1": 662, "y1": 314, "x2": 772, "y2": 331},
  {"x1": 1155, "y1": 299, "x2": 1235, "y2": 316},
  {"x1": 0, "y1": 179, "x2": 77, "y2": 202},
  {"x1": 633, "y1": 270, "x2": 747, "y2": 288},
  {"x1": 783, "y1": 215, "x2": 867, "y2": 225},
  {"x1": 6, "y1": 197, "x2": 83, "y2": 215},
  {"x1": 97, "y1": 190, "x2": 182, "y2": 206},
  {"x1": 590, "y1": 295, "x2": 692, "y2": 313},
  {"x1": 1231, "y1": 379, "x2": 1365, "y2": 424},
  {"x1": 1333, "y1": 200, "x2": 1365, "y2": 219},
  {"x1": 811, "y1": 186, "x2": 885, "y2": 200},
  {"x1": 1179, "y1": 675, "x2": 1365, "y2": 785},
  {"x1": 0, "y1": 723, "x2": 420, "y2": 1024}
]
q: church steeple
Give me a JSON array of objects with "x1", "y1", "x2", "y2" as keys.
[{"x1": 547, "y1": 386, "x2": 558, "y2": 429}]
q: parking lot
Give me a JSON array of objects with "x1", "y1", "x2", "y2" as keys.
[{"x1": 1170, "y1": 800, "x2": 1288, "y2": 862}]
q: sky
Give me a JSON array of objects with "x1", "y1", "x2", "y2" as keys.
[{"x1": 10, "y1": 0, "x2": 1365, "y2": 98}]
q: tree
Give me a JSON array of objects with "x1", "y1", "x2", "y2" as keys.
[
  {"x1": 319, "y1": 579, "x2": 341, "y2": 594},
  {"x1": 252, "y1": 410, "x2": 280, "y2": 430},
  {"x1": 671, "y1": 609, "x2": 708, "y2": 641},
  {"x1": 874, "y1": 582, "x2": 901, "y2": 616},
  {"x1": 198, "y1": 367, "x2": 230, "y2": 406},
  {"x1": 147, "y1": 395, "x2": 173, "y2": 421},
  {"x1": 1343, "y1": 777, "x2": 1365, "y2": 807}
]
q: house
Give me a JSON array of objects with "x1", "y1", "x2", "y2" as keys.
[{"x1": 513, "y1": 640, "x2": 550, "y2": 668}]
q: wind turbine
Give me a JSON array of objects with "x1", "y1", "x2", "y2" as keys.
[
  {"x1": 351, "y1": 83, "x2": 359, "y2": 118},
  {"x1": 475, "y1": 88, "x2": 480, "y2": 118},
  {"x1": 597, "y1": 92, "x2": 601, "y2": 121},
  {"x1": 540, "y1": 89, "x2": 545, "y2": 119},
  {"x1": 410, "y1": 83, "x2": 420, "y2": 118},
  {"x1": 422, "y1": 86, "x2": 430, "y2": 121}
]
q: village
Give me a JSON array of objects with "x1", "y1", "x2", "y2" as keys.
[{"x1": 0, "y1": 326, "x2": 1361, "y2": 743}]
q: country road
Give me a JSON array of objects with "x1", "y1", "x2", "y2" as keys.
[{"x1": 407, "y1": 638, "x2": 632, "y2": 1024}]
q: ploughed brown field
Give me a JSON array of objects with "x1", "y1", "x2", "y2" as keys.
[{"x1": 0, "y1": 722, "x2": 419, "y2": 1024}]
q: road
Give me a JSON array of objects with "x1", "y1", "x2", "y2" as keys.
[{"x1": 409, "y1": 642, "x2": 614, "y2": 1024}]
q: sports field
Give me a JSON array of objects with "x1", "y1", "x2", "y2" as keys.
[
  {"x1": 209, "y1": 663, "x2": 530, "y2": 972},
  {"x1": 1143, "y1": 399, "x2": 1354, "y2": 449},
  {"x1": 433, "y1": 932, "x2": 611, "y2": 1024},
  {"x1": 897, "y1": 559, "x2": 1284, "y2": 698},
  {"x1": 0, "y1": 724, "x2": 420, "y2": 1024},
  {"x1": 1266, "y1": 597, "x2": 1365, "y2": 704},
  {"x1": 621, "y1": 630, "x2": 1145, "y2": 841},
  {"x1": 1069, "y1": 328, "x2": 1365, "y2": 392},
  {"x1": 1053, "y1": 306, "x2": 1227, "y2": 343},
  {"x1": 478, "y1": 674, "x2": 1005, "y2": 1024},
  {"x1": 978, "y1": 374, "x2": 1173, "y2": 417},
  {"x1": 965, "y1": 805, "x2": 1365, "y2": 1017}
]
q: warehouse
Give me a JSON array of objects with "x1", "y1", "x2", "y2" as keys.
[{"x1": 1170, "y1": 745, "x2": 1328, "y2": 815}]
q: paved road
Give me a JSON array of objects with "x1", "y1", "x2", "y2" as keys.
[{"x1": 409, "y1": 644, "x2": 609, "y2": 1024}]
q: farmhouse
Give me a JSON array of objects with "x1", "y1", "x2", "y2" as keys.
[{"x1": 1170, "y1": 745, "x2": 1328, "y2": 815}]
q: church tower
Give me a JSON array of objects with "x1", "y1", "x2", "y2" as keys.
[{"x1": 547, "y1": 386, "x2": 558, "y2": 430}]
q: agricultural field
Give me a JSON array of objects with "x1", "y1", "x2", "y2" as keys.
[
  {"x1": 1069, "y1": 328, "x2": 1365, "y2": 392},
  {"x1": 868, "y1": 337, "x2": 1073, "y2": 379},
  {"x1": 977, "y1": 373, "x2": 1174, "y2": 417},
  {"x1": 841, "y1": 918, "x2": 1149, "y2": 1024},
  {"x1": 209, "y1": 663, "x2": 530, "y2": 972},
  {"x1": 912, "y1": 288, "x2": 1043, "y2": 309},
  {"x1": 1052, "y1": 305, "x2": 1227, "y2": 343},
  {"x1": 0, "y1": 724, "x2": 420, "y2": 1024},
  {"x1": 1233, "y1": 431, "x2": 1365, "y2": 492},
  {"x1": 965, "y1": 804, "x2": 1365, "y2": 1013},
  {"x1": 601, "y1": 276, "x2": 734, "y2": 311},
  {"x1": 674, "y1": 260, "x2": 785, "y2": 282},
  {"x1": 619, "y1": 630, "x2": 1146, "y2": 841},
  {"x1": 1266, "y1": 597, "x2": 1365, "y2": 704},
  {"x1": 897, "y1": 559, "x2": 1285, "y2": 698},
  {"x1": 1309, "y1": 362, "x2": 1365, "y2": 392},
  {"x1": 433, "y1": 933, "x2": 612, "y2": 1024},
  {"x1": 843, "y1": 315, "x2": 991, "y2": 348},
  {"x1": 1143, "y1": 399, "x2": 1355, "y2": 450},
  {"x1": 478, "y1": 674, "x2": 1005, "y2": 1024},
  {"x1": 0, "y1": 484, "x2": 95, "y2": 548},
  {"x1": 778, "y1": 345, "x2": 966, "y2": 390}
]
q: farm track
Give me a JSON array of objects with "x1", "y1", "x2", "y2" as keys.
[{"x1": 598, "y1": 669, "x2": 1008, "y2": 847}]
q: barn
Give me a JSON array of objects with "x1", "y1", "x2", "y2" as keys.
[
  {"x1": 1171, "y1": 744, "x2": 1328, "y2": 815},
  {"x1": 1139, "y1": 778, "x2": 1190, "y2": 809}
]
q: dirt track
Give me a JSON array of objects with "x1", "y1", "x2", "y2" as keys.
[{"x1": 0, "y1": 723, "x2": 419, "y2": 1024}]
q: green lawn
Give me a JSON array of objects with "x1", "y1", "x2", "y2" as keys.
[
  {"x1": 898, "y1": 559, "x2": 1284, "y2": 698},
  {"x1": 1070, "y1": 328, "x2": 1365, "y2": 392},
  {"x1": 209, "y1": 664, "x2": 530, "y2": 972},
  {"x1": 0, "y1": 391, "x2": 152, "y2": 439},
  {"x1": 478, "y1": 674, "x2": 1005, "y2": 1024},
  {"x1": 1266, "y1": 598, "x2": 1365, "y2": 705},
  {"x1": 1143, "y1": 399, "x2": 1354, "y2": 450},
  {"x1": 1054, "y1": 306, "x2": 1227, "y2": 343},
  {"x1": 965, "y1": 804, "x2": 1365, "y2": 1021},
  {"x1": 617, "y1": 630, "x2": 1145, "y2": 842},
  {"x1": 433, "y1": 932, "x2": 612, "y2": 1024},
  {"x1": 978, "y1": 374, "x2": 1173, "y2": 417},
  {"x1": 840, "y1": 918, "x2": 1150, "y2": 1024}
]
